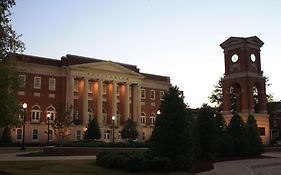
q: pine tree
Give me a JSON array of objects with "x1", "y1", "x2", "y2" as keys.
[
  {"x1": 121, "y1": 118, "x2": 138, "y2": 142},
  {"x1": 227, "y1": 112, "x2": 245, "y2": 156},
  {"x1": 196, "y1": 104, "x2": 218, "y2": 159},
  {"x1": 149, "y1": 86, "x2": 194, "y2": 169},
  {"x1": 85, "y1": 118, "x2": 101, "y2": 140},
  {"x1": 245, "y1": 115, "x2": 264, "y2": 155}
]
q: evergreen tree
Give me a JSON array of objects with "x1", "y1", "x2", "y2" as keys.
[
  {"x1": 0, "y1": 126, "x2": 12, "y2": 143},
  {"x1": 149, "y1": 86, "x2": 194, "y2": 169},
  {"x1": 0, "y1": 0, "x2": 25, "y2": 128},
  {"x1": 84, "y1": 118, "x2": 101, "y2": 140},
  {"x1": 121, "y1": 118, "x2": 138, "y2": 142},
  {"x1": 245, "y1": 115, "x2": 264, "y2": 155},
  {"x1": 196, "y1": 104, "x2": 218, "y2": 159},
  {"x1": 227, "y1": 112, "x2": 245, "y2": 156}
]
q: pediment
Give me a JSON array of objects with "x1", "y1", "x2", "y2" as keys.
[{"x1": 70, "y1": 61, "x2": 144, "y2": 78}]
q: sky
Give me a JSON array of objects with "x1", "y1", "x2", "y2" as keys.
[{"x1": 11, "y1": 0, "x2": 281, "y2": 108}]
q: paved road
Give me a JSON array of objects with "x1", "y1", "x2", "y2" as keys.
[{"x1": 198, "y1": 152, "x2": 281, "y2": 175}]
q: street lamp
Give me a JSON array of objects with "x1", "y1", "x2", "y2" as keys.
[
  {"x1": 47, "y1": 113, "x2": 51, "y2": 146},
  {"x1": 21, "y1": 102, "x2": 27, "y2": 150},
  {"x1": 157, "y1": 110, "x2": 161, "y2": 115},
  {"x1": 112, "y1": 116, "x2": 116, "y2": 143}
]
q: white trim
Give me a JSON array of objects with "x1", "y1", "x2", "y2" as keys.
[
  {"x1": 141, "y1": 88, "x2": 146, "y2": 99},
  {"x1": 34, "y1": 76, "x2": 41, "y2": 89},
  {"x1": 16, "y1": 128, "x2": 23, "y2": 141},
  {"x1": 150, "y1": 90, "x2": 155, "y2": 100},
  {"x1": 32, "y1": 129, "x2": 39, "y2": 141},
  {"x1": 49, "y1": 77, "x2": 56, "y2": 91},
  {"x1": 19, "y1": 74, "x2": 26, "y2": 88}
]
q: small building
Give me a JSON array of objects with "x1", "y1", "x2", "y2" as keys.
[{"x1": 268, "y1": 102, "x2": 281, "y2": 141}]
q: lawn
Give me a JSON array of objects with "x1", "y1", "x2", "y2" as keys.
[{"x1": 0, "y1": 160, "x2": 194, "y2": 175}]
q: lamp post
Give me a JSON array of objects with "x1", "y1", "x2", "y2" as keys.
[
  {"x1": 112, "y1": 116, "x2": 116, "y2": 143},
  {"x1": 47, "y1": 113, "x2": 51, "y2": 146},
  {"x1": 21, "y1": 102, "x2": 27, "y2": 150},
  {"x1": 157, "y1": 110, "x2": 161, "y2": 115}
]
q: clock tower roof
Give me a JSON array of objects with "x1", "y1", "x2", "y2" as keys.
[{"x1": 220, "y1": 36, "x2": 264, "y2": 51}]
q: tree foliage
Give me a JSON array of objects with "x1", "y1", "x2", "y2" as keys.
[
  {"x1": 0, "y1": 0, "x2": 25, "y2": 128},
  {"x1": 196, "y1": 104, "x2": 218, "y2": 159},
  {"x1": 51, "y1": 103, "x2": 73, "y2": 146},
  {"x1": 121, "y1": 118, "x2": 138, "y2": 142},
  {"x1": 149, "y1": 86, "x2": 194, "y2": 169},
  {"x1": 84, "y1": 118, "x2": 101, "y2": 140},
  {"x1": 245, "y1": 115, "x2": 264, "y2": 155}
]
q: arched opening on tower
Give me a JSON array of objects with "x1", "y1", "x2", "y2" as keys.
[
  {"x1": 229, "y1": 83, "x2": 242, "y2": 113},
  {"x1": 252, "y1": 83, "x2": 262, "y2": 113}
]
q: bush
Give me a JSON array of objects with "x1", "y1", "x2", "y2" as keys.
[
  {"x1": 124, "y1": 153, "x2": 148, "y2": 172},
  {"x1": 149, "y1": 157, "x2": 173, "y2": 171},
  {"x1": 96, "y1": 151, "x2": 128, "y2": 169}
]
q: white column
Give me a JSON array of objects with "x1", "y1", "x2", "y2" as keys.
[
  {"x1": 97, "y1": 80, "x2": 103, "y2": 126},
  {"x1": 66, "y1": 74, "x2": 74, "y2": 117},
  {"x1": 83, "y1": 78, "x2": 89, "y2": 125},
  {"x1": 112, "y1": 81, "x2": 117, "y2": 125},
  {"x1": 124, "y1": 83, "x2": 130, "y2": 121},
  {"x1": 132, "y1": 84, "x2": 141, "y2": 124}
]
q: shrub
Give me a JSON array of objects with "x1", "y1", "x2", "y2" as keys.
[
  {"x1": 96, "y1": 151, "x2": 128, "y2": 169},
  {"x1": 149, "y1": 157, "x2": 173, "y2": 171},
  {"x1": 124, "y1": 153, "x2": 148, "y2": 172}
]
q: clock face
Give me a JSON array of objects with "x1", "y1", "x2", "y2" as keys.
[
  {"x1": 250, "y1": 53, "x2": 256, "y2": 62},
  {"x1": 231, "y1": 54, "x2": 239, "y2": 63}
]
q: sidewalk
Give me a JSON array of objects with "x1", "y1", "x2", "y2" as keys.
[{"x1": 0, "y1": 151, "x2": 96, "y2": 161}]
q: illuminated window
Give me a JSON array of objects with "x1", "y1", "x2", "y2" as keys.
[
  {"x1": 150, "y1": 113, "x2": 156, "y2": 126},
  {"x1": 32, "y1": 129, "x2": 38, "y2": 141},
  {"x1": 19, "y1": 74, "x2": 26, "y2": 88},
  {"x1": 140, "y1": 112, "x2": 146, "y2": 126},
  {"x1": 34, "y1": 76, "x2": 41, "y2": 89},
  {"x1": 76, "y1": 130, "x2": 82, "y2": 141},
  {"x1": 31, "y1": 105, "x2": 41, "y2": 123},
  {"x1": 141, "y1": 89, "x2": 146, "y2": 99},
  {"x1": 46, "y1": 106, "x2": 56, "y2": 121},
  {"x1": 16, "y1": 128, "x2": 23, "y2": 141},
  {"x1": 49, "y1": 77, "x2": 56, "y2": 90},
  {"x1": 103, "y1": 84, "x2": 107, "y2": 95},
  {"x1": 150, "y1": 90, "x2": 155, "y2": 100}
]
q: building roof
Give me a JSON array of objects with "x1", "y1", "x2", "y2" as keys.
[
  {"x1": 220, "y1": 36, "x2": 264, "y2": 50},
  {"x1": 15, "y1": 53, "x2": 169, "y2": 82}
]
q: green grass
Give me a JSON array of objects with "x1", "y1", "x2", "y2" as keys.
[
  {"x1": 0, "y1": 160, "x2": 194, "y2": 175},
  {"x1": 0, "y1": 147, "x2": 43, "y2": 154}
]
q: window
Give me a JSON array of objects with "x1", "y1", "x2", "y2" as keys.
[
  {"x1": 88, "y1": 81, "x2": 93, "y2": 93},
  {"x1": 32, "y1": 129, "x2": 38, "y2": 141},
  {"x1": 104, "y1": 130, "x2": 110, "y2": 140},
  {"x1": 31, "y1": 105, "x2": 41, "y2": 123},
  {"x1": 103, "y1": 84, "x2": 107, "y2": 95},
  {"x1": 49, "y1": 77, "x2": 56, "y2": 90},
  {"x1": 141, "y1": 89, "x2": 146, "y2": 99},
  {"x1": 160, "y1": 91, "x2": 164, "y2": 100},
  {"x1": 46, "y1": 106, "x2": 56, "y2": 121},
  {"x1": 150, "y1": 113, "x2": 156, "y2": 126},
  {"x1": 19, "y1": 74, "x2": 26, "y2": 88},
  {"x1": 34, "y1": 76, "x2": 41, "y2": 89},
  {"x1": 16, "y1": 128, "x2": 23, "y2": 141},
  {"x1": 150, "y1": 90, "x2": 155, "y2": 100},
  {"x1": 142, "y1": 131, "x2": 145, "y2": 140},
  {"x1": 116, "y1": 110, "x2": 121, "y2": 126},
  {"x1": 74, "y1": 80, "x2": 79, "y2": 92},
  {"x1": 140, "y1": 112, "x2": 146, "y2": 126},
  {"x1": 76, "y1": 130, "x2": 82, "y2": 141},
  {"x1": 18, "y1": 109, "x2": 24, "y2": 120},
  {"x1": 118, "y1": 131, "x2": 121, "y2": 140},
  {"x1": 88, "y1": 108, "x2": 94, "y2": 121}
]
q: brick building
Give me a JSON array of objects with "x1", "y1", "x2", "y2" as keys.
[
  {"x1": 268, "y1": 102, "x2": 281, "y2": 140},
  {"x1": 12, "y1": 54, "x2": 170, "y2": 143}
]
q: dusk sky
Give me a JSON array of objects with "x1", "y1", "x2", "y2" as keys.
[{"x1": 11, "y1": 0, "x2": 281, "y2": 108}]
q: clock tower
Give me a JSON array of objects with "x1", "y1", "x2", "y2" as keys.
[{"x1": 220, "y1": 36, "x2": 269, "y2": 144}]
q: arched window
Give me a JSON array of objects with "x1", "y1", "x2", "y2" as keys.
[
  {"x1": 46, "y1": 106, "x2": 56, "y2": 121},
  {"x1": 31, "y1": 105, "x2": 41, "y2": 123},
  {"x1": 229, "y1": 83, "x2": 242, "y2": 113},
  {"x1": 88, "y1": 108, "x2": 94, "y2": 121},
  {"x1": 103, "y1": 109, "x2": 107, "y2": 125},
  {"x1": 150, "y1": 113, "x2": 156, "y2": 126},
  {"x1": 140, "y1": 112, "x2": 146, "y2": 126}
]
